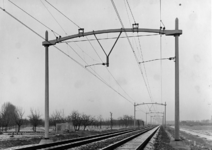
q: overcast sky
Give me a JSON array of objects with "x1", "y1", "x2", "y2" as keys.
[{"x1": 0, "y1": 0, "x2": 211, "y2": 122}]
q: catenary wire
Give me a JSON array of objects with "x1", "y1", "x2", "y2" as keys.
[
  {"x1": 40, "y1": 0, "x2": 136, "y2": 103},
  {"x1": 7, "y1": 0, "x2": 103, "y2": 82},
  {"x1": 124, "y1": 0, "x2": 132, "y2": 26},
  {"x1": 74, "y1": 42, "x2": 99, "y2": 62},
  {"x1": 40, "y1": 0, "x2": 67, "y2": 35},
  {"x1": 8, "y1": 0, "x2": 60, "y2": 37},
  {"x1": 2, "y1": 1, "x2": 144, "y2": 113},
  {"x1": 159, "y1": 0, "x2": 166, "y2": 28},
  {"x1": 45, "y1": 0, "x2": 81, "y2": 29},
  {"x1": 40, "y1": 1, "x2": 110, "y2": 86},
  {"x1": 128, "y1": 0, "x2": 156, "y2": 112},
  {"x1": 137, "y1": 35, "x2": 153, "y2": 99},
  {"x1": 160, "y1": 0, "x2": 161, "y2": 26},
  {"x1": 124, "y1": 0, "x2": 153, "y2": 104},
  {"x1": 91, "y1": 34, "x2": 137, "y2": 102},
  {"x1": 43, "y1": 0, "x2": 106, "y2": 73},
  {"x1": 111, "y1": 0, "x2": 154, "y2": 104},
  {"x1": 40, "y1": 0, "x2": 107, "y2": 86},
  {"x1": 85, "y1": 36, "x2": 104, "y2": 62},
  {"x1": 65, "y1": 42, "x2": 108, "y2": 83},
  {"x1": 124, "y1": 0, "x2": 140, "y2": 60},
  {"x1": 137, "y1": 108, "x2": 145, "y2": 113},
  {"x1": 123, "y1": 0, "x2": 153, "y2": 105},
  {"x1": 124, "y1": 0, "x2": 142, "y2": 65},
  {"x1": 126, "y1": 0, "x2": 136, "y2": 24},
  {"x1": 45, "y1": 0, "x2": 140, "y2": 103},
  {"x1": 45, "y1": 0, "x2": 146, "y2": 105},
  {"x1": 0, "y1": 7, "x2": 43, "y2": 39},
  {"x1": 54, "y1": 45, "x2": 134, "y2": 104},
  {"x1": 8, "y1": 0, "x2": 104, "y2": 82},
  {"x1": 0, "y1": 6, "x2": 134, "y2": 105},
  {"x1": 113, "y1": 0, "x2": 158, "y2": 112}
]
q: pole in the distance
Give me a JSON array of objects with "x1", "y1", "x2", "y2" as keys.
[
  {"x1": 110, "y1": 112, "x2": 112, "y2": 130},
  {"x1": 146, "y1": 113, "x2": 147, "y2": 125},
  {"x1": 165, "y1": 102, "x2": 166, "y2": 128},
  {"x1": 134, "y1": 103, "x2": 136, "y2": 127}
]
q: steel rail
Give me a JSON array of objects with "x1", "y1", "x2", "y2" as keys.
[
  {"x1": 14, "y1": 128, "x2": 141, "y2": 150},
  {"x1": 136, "y1": 126, "x2": 159, "y2": 149},
  {"x1": 42, "y1": 28, "x2": 182, "y2": 46},
  {"x1": 40, "y1": 129, "x2": 147, "y2": 150},
  {"x1": 101, "y1": 126, "x2": 157, "y2": 150}
]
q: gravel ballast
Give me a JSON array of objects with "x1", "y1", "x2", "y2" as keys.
[
  {"x1": 69, "y1": 130, "x2": 145, "y2": 150},
  {"x1": 154, "y1": 126, "x2": 176, "y2": 150}
]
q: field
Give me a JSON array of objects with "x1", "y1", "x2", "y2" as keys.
[
  {"x1": 181, "y1": 125, "x2": 212, "y2": 139},
  {"x1": 167, "y1": 125, "x2": 212, "y2": 149},
  {"x1": 181, "y1": 125, "x2": 212, "y2": 131},
  {"x1": 0, "y1": 126, "x2": 125, "y2": 149}
]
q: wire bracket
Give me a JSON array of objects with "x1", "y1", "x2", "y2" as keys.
[
  {"x1": 159, "y1": 26, "x2": 166, "y2": 34},
  {"x1": 56, "y1": 36, "x2": 62, "y2": 43},
  {"x1": 132, "y1": 23, "x2": 139, "y2": 32},
  {"x1": 78, "y1": 28, "x2": 84, "y2": 37},
  {"x1": 139, "y1": 56, "x2": 175, "y2": 64},
  {"x1": 85, "y1": 63, "x2": 107, "y2": 68}
]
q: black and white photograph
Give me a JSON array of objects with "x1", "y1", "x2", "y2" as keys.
[{"x1": 0, "y1": 0, "x2": 211, "y2": 149}]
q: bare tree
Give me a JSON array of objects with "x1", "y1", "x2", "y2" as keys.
[
  {"x1": 14, "y1": 107, "x2": 25, "y2": 133},
  {"x1": 0, "y1": 112, "x2": 2, "y2": 132},
  {"x1": 81, "y1": 114, "x2": 91, "y2": 130},
  {"x1": 28, "y1": 109, "x2": 42, "y2": 132},
  {"x1": 1, "y1": 102, "x2": 16, "y2": 131},
  {"x1": 49, "y1": 110, "x2": 65, "y2": 130},
  {"x1": 69, "y1": 111, "x2": 82, "y2": 131},
  {"x1": 117, "y1": 115, "x2": 134, "y2": 127},
  {"x1": 118, "y1": 117, "x2": 123, "y2": 127}
]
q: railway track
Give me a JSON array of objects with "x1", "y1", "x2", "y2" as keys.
[
  {"x1": 14, "y1": 126, "x2": 157, "y2": 150},
  {"x1": 101, "y1": 126, "x2": 159, "y2": 150}
]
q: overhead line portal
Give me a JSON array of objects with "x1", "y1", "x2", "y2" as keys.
[
  {"x1": 42, "y1": 27, "x2": 182, "y2": 46},
  {"x1": 42, "y1": 19, "x2": 182, "y2": 141}
]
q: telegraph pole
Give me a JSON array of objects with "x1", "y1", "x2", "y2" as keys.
[
  {"x1": 175, "y1": 18, "x2": 180, "y2": 141},
  {"x1": 134, "y1": 103, "x2": 136, "y2": 127}
]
